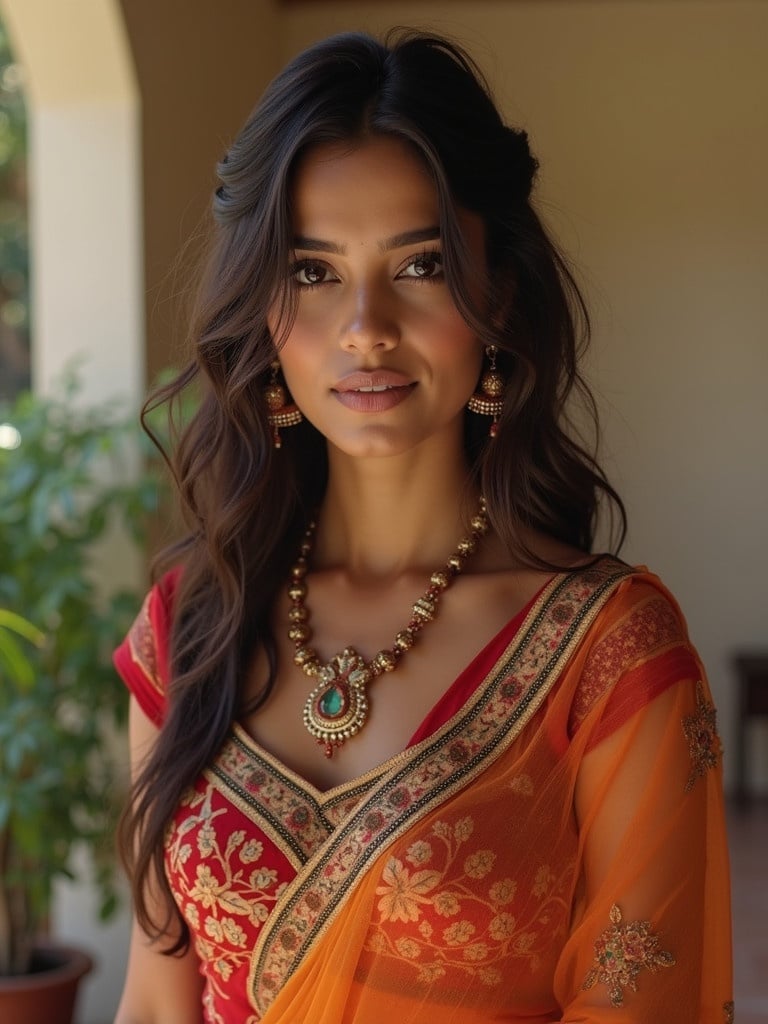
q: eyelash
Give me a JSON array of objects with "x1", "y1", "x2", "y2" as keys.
[
  {"x1": 399, "y1": 251, "x2": 444, "y2": 283},
  {"x1": 288, "y1": 250, "x2": 444, "y2": 291},
  {"x1": 288, "y1": 260, "x2": 335, "y2": 290}
]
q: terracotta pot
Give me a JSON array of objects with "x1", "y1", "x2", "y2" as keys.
[{"x1": 0, "y1": 945, "x2": 93, "y2": 1024}]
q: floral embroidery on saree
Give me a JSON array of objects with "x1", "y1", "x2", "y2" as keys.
[
  {"x1": 582, "y1": 903, "x2": 675, "y2": 1007},
  {"x1": 682, "y1": 681, "x2": 722, "y2": 792},
  {"x1": 365, "y1": 814, "x2": 571, "y2": 987},
  {"x1": 249, "y1": 558, "x2": 634, "y2": 1015}
]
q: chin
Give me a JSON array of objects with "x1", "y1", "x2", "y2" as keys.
[{"x1": 328, "y1": 424, "x2": 432, "y2": 460}]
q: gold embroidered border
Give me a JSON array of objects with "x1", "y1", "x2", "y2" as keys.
[
  {"x1": 249, "y1": 558, "x2": 634, "y2": 1014},
  {"x1": 205, "y1": 727, "x2": 392, "y2": 871}
]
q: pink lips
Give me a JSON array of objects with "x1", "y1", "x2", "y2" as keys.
[{"x1": 332, "y1": 371, "x2": 416, "y2": 413}]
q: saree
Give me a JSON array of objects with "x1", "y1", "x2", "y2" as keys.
[{"x1": 114, "y1": 559, "x2": 733, "y2": 1023}]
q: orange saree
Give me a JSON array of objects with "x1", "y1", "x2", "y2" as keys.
[{"x1": 115, "y1": 559, "x2": 733, "y2": 1023}]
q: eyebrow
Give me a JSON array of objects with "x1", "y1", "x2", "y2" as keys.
[{"x1": 292, "y1": 226, "x2": 441, "y2": 256}]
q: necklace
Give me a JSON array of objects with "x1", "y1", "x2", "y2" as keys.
[{"x1": 287, "y1": 499, "x2": 490, "y2": 758}]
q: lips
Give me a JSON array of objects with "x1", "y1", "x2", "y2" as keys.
[
  {"x1": 333, "y1": 371, "x2": 414, "y2": 392},
  {"x1": 332, "y1": 370, "x2": 416, "y2": 412}
]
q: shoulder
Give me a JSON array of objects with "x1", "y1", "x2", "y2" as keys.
[
  {"x1": 113, "y1": 567, "x2": 182, "y2": 725},
  {"x1": 568, "y1": 561, "x2": 699, "y2": 738},
  {"x1": 581, "y1": 563, "x2": 691, "y2": 662}
]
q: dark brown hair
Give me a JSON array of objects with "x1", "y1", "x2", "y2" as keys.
[{"x1": 118, "y1": 28, "x2": 625, "y2": 949}]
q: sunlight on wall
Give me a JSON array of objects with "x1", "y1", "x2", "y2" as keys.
[{"x1": 0, "y1": 2, "x2": 141, "y2": 1020}]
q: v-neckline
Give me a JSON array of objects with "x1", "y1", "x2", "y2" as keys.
[{"x1": 230, "y1": 572, "x2": 558, "y2": 803}]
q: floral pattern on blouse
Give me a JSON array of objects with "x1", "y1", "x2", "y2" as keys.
[
  {"x1": 682, "y1": 681, "x2": 722, "y2": 792},
  {"x1": 582, "y1": 903, "x2": 675, "y2": 1007},
  {"x1": 165, "y1": 782, "x2": 289, "y2": 1017}
]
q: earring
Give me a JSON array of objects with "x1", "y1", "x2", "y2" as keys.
[
  {"x1": 467, "y1": 345, "x2": 505, "y2": 438},
  {"x1": 264, "y1": 360, "x2": 302, "y2": 448}
]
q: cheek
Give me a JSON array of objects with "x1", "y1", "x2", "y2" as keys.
[
  {"x1": 431, "y1": 316, "x2": 484, "y2": 379},
  {"x1": 275, "y1": 332, "x2": 322, "y2": 403}
]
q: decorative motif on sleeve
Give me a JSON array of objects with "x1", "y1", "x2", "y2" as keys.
[
  {"x1": 723, "y1": 1000, "x2": 735, "y2": 1023},
  {"x1": 682, "y1": 681, "x2": 722, "y2": 792},
  {"x1": 127, "y1": 591, "x2": 164, "y2": 697},
  {"x1": 569, "y1": 594, "x2": 684, "y2": 732},
  {"x1": 582, "y1": 903, "x2": 675, "y2": 1007}
]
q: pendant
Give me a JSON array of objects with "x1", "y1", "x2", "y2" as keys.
[{"x1": 302, "y1": 647, "x2": 372, "y2": 758}]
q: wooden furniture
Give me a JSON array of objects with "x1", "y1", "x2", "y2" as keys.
[{"x1": 733, "y1": 653, "x2": 768, "y2": 804}]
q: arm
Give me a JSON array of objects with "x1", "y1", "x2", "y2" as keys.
[
  {"x1": 553, "y1": 673, "x2": 732, "y2": 1022},
  {"x1": 113, "y1": 697, "x2": 205, "y2": 1024}
]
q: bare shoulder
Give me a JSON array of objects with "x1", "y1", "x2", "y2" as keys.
[{"x1": 470, "y1": 527, "x2": 594, "y2": 608}]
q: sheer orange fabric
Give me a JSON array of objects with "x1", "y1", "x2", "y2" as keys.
[{"x1": 115, "y1": 563, "x2": 733, "y2": 1023}]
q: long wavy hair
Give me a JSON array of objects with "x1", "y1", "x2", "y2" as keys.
[{"x1": 118, "y1": 28, "x2": 625, "y2": 949}]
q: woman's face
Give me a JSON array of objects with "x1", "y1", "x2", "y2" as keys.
[{"x1": 270, "y1": 136, "x2": 487, "y2": 460}]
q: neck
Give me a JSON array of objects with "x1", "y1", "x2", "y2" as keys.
[{"x1": 312, "y1": 443, "x2": 479, "y2": 580}]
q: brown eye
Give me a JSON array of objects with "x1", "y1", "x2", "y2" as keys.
[
  {"x1": 293, "y1": 261, "x2": 334, "y2": 286},
  {"x1": 399, "y1": 253, "x2": 444, "y2": 281}
]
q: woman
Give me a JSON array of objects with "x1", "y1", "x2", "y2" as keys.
[{"x1": 113, "y1": 30, "x2": 732, "y2": 1024}]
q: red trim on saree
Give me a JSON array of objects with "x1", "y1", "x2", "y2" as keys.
[
  {"x1": 248, "y1": 558, "x2": 634, "y2": 1015},
  {"x1": 563, "y1": 590, "x2": 699, "y2": 752},
  {"x1": 570, "y1": 594, "x2": 685, "y2": 726}
]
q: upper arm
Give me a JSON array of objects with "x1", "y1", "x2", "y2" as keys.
[
  {"x1": 553, "y1": 668, "x2": 732, "y2": 1022},
  {"x1": 114, "y1": 697, "x2": 205, "y2": 1024}
]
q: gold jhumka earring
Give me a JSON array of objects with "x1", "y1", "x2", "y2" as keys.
[
  {"x1": 467, "y1": 345, "x2": 505, "y2": 437},
  {"x1": 263, "y1": 360, "x2": 302, "y2": 448}
]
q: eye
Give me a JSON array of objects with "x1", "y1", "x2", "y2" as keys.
[
  {"x1": 291, "y1": 260, "x2": 338, "y2": 288},
  {"x1": 398, "y1": 251, "x2": 444, "y2": 282}
]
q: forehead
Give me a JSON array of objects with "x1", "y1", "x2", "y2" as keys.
[{"x1": 289, "y1": 136, "x2": 440, "y2": 235}]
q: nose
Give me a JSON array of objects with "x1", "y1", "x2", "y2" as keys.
[{"x1": 339, "y1": 284, "x2": 400, "y2": 354}]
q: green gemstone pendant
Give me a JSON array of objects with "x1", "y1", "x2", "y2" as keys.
[
  {"x1": 303, "y1": 647, "x2": 371, "y2": 758},
  {"x1": 318, "y1": 685, "x2": 346, "y2": 719}
]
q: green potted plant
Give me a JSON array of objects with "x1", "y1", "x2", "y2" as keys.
[{"x1": 0, "y1": 367, "x2": 159, "y2": 1022}]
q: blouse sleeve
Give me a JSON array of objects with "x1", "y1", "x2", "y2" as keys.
[
  {"x1": 112, "y1": 568, "x2": 179, "y2": 726},
  {"x1": 553, "y1": 579, "x2": 733, "y2": 1023}
]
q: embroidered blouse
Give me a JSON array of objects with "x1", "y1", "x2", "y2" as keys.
[{"x1": 114, "y1": 560, "x2": 733, "y2": 1023}]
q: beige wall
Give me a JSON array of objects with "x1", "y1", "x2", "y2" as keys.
[
  {"x1": 119, "y1": 0, "x2": 280, "y2": 380},
  {"x1": 280, "y1": 1, "x2": 768, "y2": 791}
]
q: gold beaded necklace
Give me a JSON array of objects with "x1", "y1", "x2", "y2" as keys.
[{"x1": 287, "y1": 499, "x2": 490, "y2": 758}]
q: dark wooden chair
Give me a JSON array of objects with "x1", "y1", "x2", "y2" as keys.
[{"x1": 733, "y1": 653, "x2": 768, "y2": 804}]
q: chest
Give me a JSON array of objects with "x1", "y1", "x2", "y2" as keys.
[
  {"x1": 239, "y1": 571, "x2": 539, "y2": 790},
  {"x1": 165, "y1": 707, "x2": 578, "y2": 1022}
]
